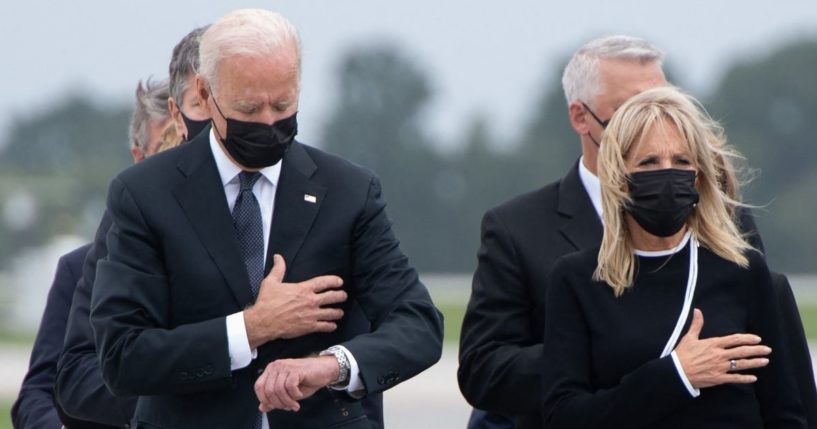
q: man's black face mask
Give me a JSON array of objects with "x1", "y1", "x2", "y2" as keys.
[
  {"x1": 211, "y1": 96, "x2": 298, "y2": 169},
  {"x1": 180, "y1": 111, "x2": 211, "y2": 141},
  {"x1": 626, "y1": 168, "x2": 699, "y2": 237}
]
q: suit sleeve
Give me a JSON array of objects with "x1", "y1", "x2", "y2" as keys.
[
  {"x1": 457, "y1": 209, "x2": 544, "y2": 414},
  {"x1": 56, "y1": 212, "x2": 137, "y2": 426},
  {"x1": 90, "y1": 177, "x2": 233, "y2": 396},
  {"x1": 771, "y1": 272, "x2": 817, "y2": 428},
  {"x1": 748, "y1": 257, "x2": 808, "y2": 428},
  {"x1": 335, "y1": 175, "x2": 444, "y2": 395},
  {"x1": 540, "y1": 258, "x2": 694, "y2": 429},
  {"x1": 11, "y1": 253, "x2": 75, "y2": 429}
]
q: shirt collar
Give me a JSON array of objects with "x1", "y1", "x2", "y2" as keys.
[
  {"x1": 208, "y1": 128, "x2": 282, "y2": 187},
  {"x1": 578, "y1": 156, "x2": 603, "y2": 219}
]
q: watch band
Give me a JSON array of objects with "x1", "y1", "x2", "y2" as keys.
[{"x1": 320, "y1": 346, "x2": 350, "y2": 387}]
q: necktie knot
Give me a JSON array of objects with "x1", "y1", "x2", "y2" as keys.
[{"x1": 238, "y1": 171, "x2": 262, "y2": 192}]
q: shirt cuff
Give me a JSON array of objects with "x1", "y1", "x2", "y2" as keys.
[
  {"x1": 328, "y1": 345, "x2": 366, "y2": 398},
  {"x1": 671, "y1": 350, "x2": 700, "y2": 397},
  {"x1": 226, "y1": 312, "x2": 257, "y2": 371}
]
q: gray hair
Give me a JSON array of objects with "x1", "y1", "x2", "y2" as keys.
[
  {"x1": 199, "y1": 9, "x2": 301, "y2": 95},
  {"x1": 561, "y1": 35, "x2": 664, "y2": 106},
  {"x1": 169, "y1": 25, "x2": 210, "y2": 108},
  {"x1": 129, "y1": 78, "x2": 170, "y2": 151}
]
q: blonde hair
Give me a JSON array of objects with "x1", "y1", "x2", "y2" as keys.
[
  {"x1": 156, "y1": 121, "x2": 184, "y2": 153},
  {"x1": 594, "y1": 86, "x2": 752, "y2": 295}
]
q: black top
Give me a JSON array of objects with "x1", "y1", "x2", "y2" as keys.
[{"x1": 542, "y1": 238, "x2": 806, "y2": 428}]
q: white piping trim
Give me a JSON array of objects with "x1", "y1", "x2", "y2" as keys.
[
  {"x1": 634, "y1": 231, "x2": 691, "y2": 257},
  {"x1": 660, "y1": 236, "x2": 698, "y2": 358}
]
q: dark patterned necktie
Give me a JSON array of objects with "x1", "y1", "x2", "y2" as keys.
[
  {"x1": 232, "y1": 171, "x2": 264, "y2": 298},
  {"x1": 232, "y1": 172, "x2": 265, "y2": 428}
]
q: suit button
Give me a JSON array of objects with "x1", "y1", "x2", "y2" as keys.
[
  {"x1": 256, "y1": 368, "x2": 264, "y2": 376},
  {"x1": 341, "y1": 410, "x2": 349, "y2": 417}
]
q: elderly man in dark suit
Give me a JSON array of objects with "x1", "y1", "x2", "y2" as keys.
[
  {"x1": 457, "y1": 35, "x2": 815, "y2": 429},
  {"x1": 89, "y1": 9, "x2": 443, "y2": 429}
]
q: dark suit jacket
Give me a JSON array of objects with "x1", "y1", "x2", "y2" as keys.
[
  {"x1": 55, "y1": 212, "x2": 138, "y2": 428},
  {"x1": 90, "y1": 133, "x2": 443, "y2": 429},
  {"x1": 58, "y1": 210, "x2": 383, "y2": 428},
  {"x1": 773, "y1": 272, "x2": 817, "y2": 428},
  {"x1": 458, "y1": 161, "x2": 814, "y2": 429},
  {"x1": 11, "y1": 244, "x2": 117, "y2": 429}
]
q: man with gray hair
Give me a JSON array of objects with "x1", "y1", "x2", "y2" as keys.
[
  {"x1": 90, "y1": 8, "x2": 443, "y2": 429},
  {"x1": 458, "y1": 34, "x2": 815, "y2": 429},
  {"x1": 128, "y1": 78, "x2": 172, "y2": 161},
  {"x1": 457, "y1": 35, "x2": 669, "y2": 429},
  {"x1": 167, "y1": 25, "x2": 211, "y2": 142}
]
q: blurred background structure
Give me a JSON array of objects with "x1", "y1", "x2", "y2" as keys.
[{"x1": 1, "y1": 1, "x2": 816, "y2": 427}]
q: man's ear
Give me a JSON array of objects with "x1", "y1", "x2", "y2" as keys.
[
  {"x1": 130, "y1": 145, "x2": 145, "y2": 163},
  {"x1": 167, "y1": 97, "x2": 187, "y2": 140},
  {"x1": 196, "y1": 75, "x2": 210, "y2": 104},
  {"x1": 568, "y1": 101, "x2": 590, "y2": 136}
]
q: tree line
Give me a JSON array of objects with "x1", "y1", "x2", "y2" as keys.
[{"x1": 0, "y1": 38, "x2": 814, "y2": 274}]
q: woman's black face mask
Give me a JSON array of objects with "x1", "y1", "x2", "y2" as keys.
[
  {"x1": 626, "y1": 168, "x2": 699, "y2": 237},
  {"x1": 211, "y1": 96, "x2": 298, "y2": 169}
]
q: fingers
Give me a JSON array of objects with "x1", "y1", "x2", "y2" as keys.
[
  {"x1": 723, "y1": 345, "x2": 771, "y2": 360},
  {"x1": 316, "y1": 307, "x2": 344, "y2": 321},
  {"x1": 718, "y1": 373, "x2": 758, "y2": 384},
  {"x1": 305, "y1": 275, "x2": 344, "y2": 293},
  {"x1": 713, "y1": 333, "x2": 763, "y2": 348},
  {"x1": 316, "y1": 290, "x2": 348, "y2": 307},
  {"x1": 684, "y1": 308, "x2": 704, "y2": 340},
  {"x1": 258, "y1": 365, "x2": 301, "y2": 412},
  {"x1": 268, "y1": 254, "x2": 287, "y2": 284},
  {"x1": 271, "y1": 370, "x2": 301, "y2": 411},
  {"x1": 255, "y1": 368, "x2": 272, "y2": 411},
  {"x1": 727, "y1": 357, "x2": 770, "y2": 372},
  {"x1": 313, "y1": 321, "x2": 339, "y2": 333}
]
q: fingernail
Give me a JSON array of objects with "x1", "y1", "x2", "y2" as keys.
[
  {"x1": 750, "y1": 376, "x2": 757, "y2": 382},
  {"x1": 762, "y1": 358, "x2": 769, "y2": 364}
]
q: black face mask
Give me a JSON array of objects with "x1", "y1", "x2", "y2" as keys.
[
  {"x1": 211, "y1": 97, "x2": 298, "y2": 169},
  {"x1": 626, "y1": 169, "x2": 699, "y2": 237},
  {"x1": 180, "y1": 111, "x2": 210, "y2": 141}
]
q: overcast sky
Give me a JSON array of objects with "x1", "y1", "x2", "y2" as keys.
[{"x1": 2, "y1": 1, "x2": 816, "y2": 149}]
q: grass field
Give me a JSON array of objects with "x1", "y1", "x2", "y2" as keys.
[{"x1": 1, "y1": 399, "x2": 12, "y2": 429}]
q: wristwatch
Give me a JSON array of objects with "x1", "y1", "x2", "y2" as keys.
[{"x1": 319, "y1": 346, "x2": 351, "y2": 387}]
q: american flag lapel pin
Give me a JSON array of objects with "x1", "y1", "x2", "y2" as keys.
[{"x1": 304, "y1": 194, "x2": 317, "y2": 203}]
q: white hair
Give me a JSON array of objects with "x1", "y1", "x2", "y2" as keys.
[
  {"x1": 199, "y1": 9, "x2": 301, "y2": 95},
  {"x1": 561, "y1": 35, "x2": 664, "y2": 106},
  {"x1": 129, "y1": 78, "x2": 170, "y2": 150}
]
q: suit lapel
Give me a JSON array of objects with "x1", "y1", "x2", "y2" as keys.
[
  {"x1": 558, "y1": 161, "x2": 603, "y2": 251},
  {"x1": 264, "y1": 142, "x2": 327, "y2": 278},
  {"x1": 172, "y1": 135, "x2": 254, "y2": 307}
]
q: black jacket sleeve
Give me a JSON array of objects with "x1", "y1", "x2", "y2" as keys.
[
  {"x1": 747, "y1": 256, "x2": 807, "y2": 428},
  {"x1": 12, "y1": 248, "x2": 83, "y2": 429},
  {"x1": 55, "y1": 211, "x2": 137, "y2": 427},
  {"x1": 458, "y1": 209, "x2": 544, "y2": 414},
  {"x1": 771, "y1": 272, "x2": 817, "y2": 428},
  {"x1": 333, "y1": 176, "x2": 444, "y2": 394}
]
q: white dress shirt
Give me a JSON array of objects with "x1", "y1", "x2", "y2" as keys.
[
  {"x1": 208, "y1": 131, "x2": 364, "y2": 427},
  {"x1": 578, "y1": 156, "x2": 603, "y2": 220}
]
